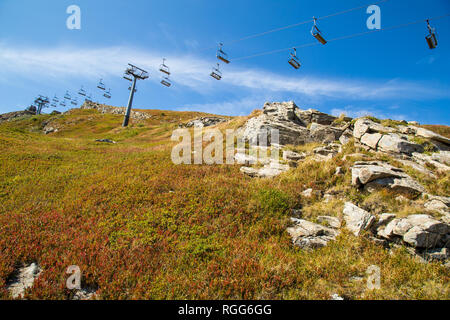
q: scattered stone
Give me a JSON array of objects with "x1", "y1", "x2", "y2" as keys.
[
  {"x1": 335, "y1": 166, "x2": 344, "y2": 176},
  {"x1": 414, "y1": 127, "x2": 450, "y2": 146},
  {"x1": 240, "y1": 161, "x2": 289, "y2": 178},
  {"x1": 72, "y1": 287, "x2": 98, "y2": 300},
  {"x1": 343, "y1": 202, "x2": 376, "y2": 236},
  {"x1": 380, "y1": 214, "x2": 450, "y2": 248},
  {"x1": 360, "y1": 132, "x2": 383, "y2": 150},
  {"x1": 412, "y1": 152, "x2": 450, "y2": 173},
  {"x1": 353, "y1": 118, "x2": 394, "y2": 139},
  {"x1": 301, "y1": 188, "x2": 322, "y2": 198},
  {"x1": 431, "y1": 151, "x2": 450, "y2": 166},
  {"x1": 7, "y1": 262, "x2": 42, "y2": 299},
  {"x1": 397, "y1": 159, "x2": 436, "y2": 179},
  {"x1": 377, "y1": 134, "x2": 424, "y2": 155},
  {"x1": 287, "y1": 218, "x2": 339, "y2": 250},
  {"x1": 95, "y1": 139, "x2": 117, "y2": 144},
  {"x1": 351, "y1": 161, "x2": 425, "y2": 195},
  {"x1": 283, "y1": 150, "x2": 306, "y2": 161},
  {"x1": 339, "y1": 129, "x2": 353, "y2": 145},
  {"x1": 313, "y1": 144, "x2": 341, "y2": 158},
  {"x1": 330, "y1": 293, "x2": 344, "y2": 301},
  {"x1": 317, "y1": 216, "x2": 341, "y2": 229},
  {"x1": 43, "y1": 126, "x2": 58, "y2": 134},
  {"x1": 310, "y1": 124, "x2": 343, "y2": 144},
  {"x1": 424, "y1": 200, "x2": 449, "y2": 214}
]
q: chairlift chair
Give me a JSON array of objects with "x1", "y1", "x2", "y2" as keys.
[
  {"x1": 217, "y1": 43, "x2": 230, "y2": 64},
  {"x1": 311, "y1": 17, "x2": 327, "y2": 45},
  {"x1": 103, "y1": 89, "x2": 111, "y2": 99},
  {"x1": 161, "y1": 76, "x2": 171, "y2": 87},
  {"x1": 78, "y1": 86, "x2": 86, "y2": 96},
  {"x1": 425, "y1": 20, "x2": 438, "y2": 49},
  {"x1": 71, "y1": 99, "x2": 77, "y2": 106},
  {"x1": 123, "y1": 73, "x2": 133, "y2": 81},
  {"x1": 60, "y1": 101, "x2": 66, "y2": 107},
  {"x1": 159, "y1": 59, "x2": 171, "y2": 75},
  {"x1": 53, "y1": 95, "x2": 59, "y2": 103},
  {"x1": 64, "y1": 91, "x2": 71, "y2": 100},
  {"x1": 288, "y1": 48, "x2": 301, "y2": 69},
  {"x1": 210, "y1": 63, "x2": 222, "y2": 80},
  {"x1": 97, "y1": 79, "x2": 106, "y2": 90},
  {"x1": 87, "y1": 94, "x2": 92, "y2": 100}
]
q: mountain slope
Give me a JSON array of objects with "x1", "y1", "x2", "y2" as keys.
[{"x1": 0, "y1": 104, "x2": 448, "y2": 300}]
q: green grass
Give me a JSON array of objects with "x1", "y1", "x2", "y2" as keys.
[{"x1": 0, "y1": 108, "x2": 448, "y2": 300}]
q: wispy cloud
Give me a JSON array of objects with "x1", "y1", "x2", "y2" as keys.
[{"x1": 0, "y1": 43, "x2": 448, "y2": 102}]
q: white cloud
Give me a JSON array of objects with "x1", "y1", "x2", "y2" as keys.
[{"x1": 0, "y1": 43, "x2": 448, "y2": 102}]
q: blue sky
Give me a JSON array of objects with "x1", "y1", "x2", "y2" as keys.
[{"x1": 0, "y1": 0, "x2": 449, "y2": 124}]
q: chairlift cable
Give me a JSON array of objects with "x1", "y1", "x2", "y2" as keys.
[
  {"x1": 232, "y1": 13, "x2": 450, "y2": 62},
  {"x1": 197, "y1": 0, "x2": 390, "y2": 51}
]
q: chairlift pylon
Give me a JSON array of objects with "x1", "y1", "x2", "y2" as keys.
[
  {"x1": 217, "y1": 43, "x2": 230, "y2": 64},
  {"x1": 103, "y1": 89, "x2": 111, "y2": 99},
  {"x1": 210, "y1": 63, "x2": 222, "y2": 80},
  {"x1": 288, "y1": 48, "x2": 301, "y2": 69},
  {"x1": 159, "y1": 58, "x2": 171, "y2": 76},
  {"x1": 425, "y1": 19, "x2": 438, "y2": 49},
  {"x1": 128, "y1": 86, "x2": 137, "y2": 93},
  {"x1": 311, "y1": 17, "x2": 327, "y2": 45},
  {"x1": 97, "y1": 79, "x2": 106, "y2": 90}
]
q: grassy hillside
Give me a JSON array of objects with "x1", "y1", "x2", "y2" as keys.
[{"x1": 0, "y1": 109, "x2": 448, "y2": 299}]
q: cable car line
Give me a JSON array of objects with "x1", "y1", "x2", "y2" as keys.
[
  {"x1": 232, "y1": 13, "x2": 450, "y2": 62},
  {"x1": 197, "y1": 0, "x2": 390, "y2": 51}
]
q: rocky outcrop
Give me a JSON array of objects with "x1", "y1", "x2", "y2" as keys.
[
  {"x1": 0, "y1": 110, "x2": 36, "y2": 123},
  {"x1": 81, "y1": 100, "x2": 152, "y2": 121},
  {"x1": 239, "y1": 102, "x2": 344, "y2": 146},
  {"x1": 185, "y1": 117, "x2": 227, "y2": 128},
  {"x1": 351, "y1": 161, "x2": 426, "y2": 195}
]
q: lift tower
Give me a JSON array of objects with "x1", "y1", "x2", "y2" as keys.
[
  {"x1": 34, "y1": 96, "x2": 50, "y2": 115},
  {"x1": 122, "y1": 64, "x2": 149, "y2": 127}
]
